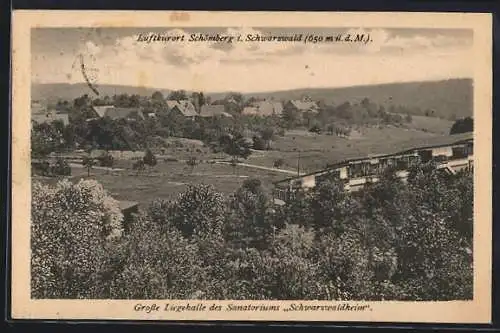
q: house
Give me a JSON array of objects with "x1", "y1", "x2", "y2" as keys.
[
  {"x1": 32, "y1": 111, "x2": 70, "y2": 126},
  {"x1": 242, "y1": 106, "x2": 260, "y2": 115},
  {"x1": 242, "y1": 101, "x2": 283, "y2": 116},
  {"x1": 90, "y1": 105, "x2": 144, "y2": 121},
  {"x1": 199, "y1": 105, "x2": 233, "y2": 118},
  {"x1": 92, "y1": 105, "x2": 114, "y2": 118},
  {"x1": 284, "y1": 98, "x2": 319, "y2": 113},
  {"x1": 272, "y1": 132, "x2": 473, "y2": 204},
  {"x1": 105, "y1": 107, "x2": 145, "y2": 121},
  {"x1": 166, "y1": 100, "x2": 197, "y2": 119}
]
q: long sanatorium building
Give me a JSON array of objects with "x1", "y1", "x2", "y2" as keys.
[{"x1": 272, "y1": 132, "x2": 473, "y2": 205}]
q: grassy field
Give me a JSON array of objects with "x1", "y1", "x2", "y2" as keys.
[
  {"x1": 246, "y1": 124, "x2": 448, "y2": 173},
  {"x1": 36, "y1": 160, "x2": 286, "y2": 207}
]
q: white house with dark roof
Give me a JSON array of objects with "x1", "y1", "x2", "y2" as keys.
[{"x1": 166, "y1": 100, "x2": 197, "y2": 119}]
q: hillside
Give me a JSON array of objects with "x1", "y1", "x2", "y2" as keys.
[
  {"x1": 31, "y1": 83, "x2": 170, "y2": 104},
  {"x1": 32, "y1": 78, "x2": 472, "y2": 120},
  {"x1": 244, "y1": 78, "x2": 473, "y2": 120}
]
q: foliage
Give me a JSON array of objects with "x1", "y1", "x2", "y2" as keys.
[
  {"x1": 97, "y1": 151, "x2": 114, "y2": 168},
  {"x1": 219, "y1": 131, "x2": 252, "y2": 162},
  {"x1": 132, "y1": 159, "x2": 145, "y2": 174},
  {"x1": 82, "y1": 155, "x2": 95, "y2": 176},
  {"x1": 143, "y1": 149, "x2": 157, "y2": 167},
  {"x1": 186, "y1": 156, "x2": 198, "y2": 173},
  {"x1": 273, "y1": 158, "x2": 284, "y2": 169},
  {"x1": 308, "y1": 124, "x2": 322, "y2": 134},
  {"x1": 450, "y1": 117, "x2": 473, "y2": 135},
  {"x1": 252, "y1": 135, "x2": 266, "y2": 150},
  {"x1": 31, "y1": 179, "x2": 124, "y2": 298},
  {"x1": 52, "y1": 158, "x2": 72, "y2": 176}
]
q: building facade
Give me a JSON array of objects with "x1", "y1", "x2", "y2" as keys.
[{"x1": 273, "y1": 132, "x2": 473, "y2": 204}]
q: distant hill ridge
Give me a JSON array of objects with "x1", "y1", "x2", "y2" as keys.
[{"x1": 32, "y1": 78, "x2": 472, "y2": 119}]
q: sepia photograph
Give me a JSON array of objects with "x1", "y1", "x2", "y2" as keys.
[{"x1": 11, "y1": 11, "x2": 492, "y2": 322}]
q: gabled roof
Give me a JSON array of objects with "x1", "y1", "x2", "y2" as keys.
[
  {"x1": 92, "y1": 105, "x2": 114, "y2": 117},
  {"x1": 243, "y1": 101, "x2": 283, "y2": 116},
  {"x1": 32, "y1": 112, "x2": 69, "y2": 126},
  {"x1": 287, "y1": 100, "x2": 319, "y2": 112},
  {"x1": 199, "y1": 105, "x2": 232, "y2": 117},
  {"x1": 104, "y1": 107, "x2": 145, "y2": 120},
  {"x1": 167, "y1": 100, "x2": 197, "y2": 117},
  {"x1": 166, "y1": 100, "x2": 179, "y2": 109}
]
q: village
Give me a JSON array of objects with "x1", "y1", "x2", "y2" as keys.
[{"x1": 31, "y1": 88, "x2": 473, "y2": 222}]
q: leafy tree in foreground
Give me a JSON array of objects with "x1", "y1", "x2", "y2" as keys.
[
  {"x1": 110, "y1": 213, "x2": 206, "y2": 299},
  {"x1": 31, "y1": 179, "x2": 124, "y2": 299}
]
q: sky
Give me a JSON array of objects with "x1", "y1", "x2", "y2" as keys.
[{"x1": 31, "y1": 27, "x2": 474, "y2": 93}]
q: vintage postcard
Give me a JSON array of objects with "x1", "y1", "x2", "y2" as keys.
[{"x1": 11, "y1": 11, "x2": 492, "y2": 323}]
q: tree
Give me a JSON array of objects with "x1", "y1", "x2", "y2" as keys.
[
  {"x1": 326, "y1": 124, "x2": 335, "y2": 135},
  {"x1": 186, "y1": 156, "x2": 197, "y2": 173},
  {"x1": 109, "y1": 213, "x2": 206, "y2": 299},
  {"x1": 167, "y1": 90, "x2": 187, "y2": 101},
  {"x1": 31, "y1": 179, "x2": 124, "y2": 298},
  {"x1": 252, "y1": 135, "x2": 266, "y2": 150},
  {"x1": 52, "y1": 158, "x2": 71, "y2": 176},
  {"x1": 259, "y1": 127, "x2": 275, "y2": 150},
  {"x1": 281, "y1": 108, "x2": 299, "y2": 129},
  {"x1": 133, "y1": 159, "x2": 145, "y2": 175},
  {"x1": 273, "y1": 158, "x2": 284, "y2": 169},
  {"x1": 82, "y1": 155, "x2": 95, "y2": 177},
  {"x1": 151, "y1": 91, "x2": 164, "y2": 103},
  {"x1": 143, "y1": 149, "x2": 157, "y2": 168},
  {"x1": 309, "y1": 124, "x2": 321, "y2": 134},
  {"x1": 97, "y1": 151, "x2": 114, "y2": 168},
  {"x1": 219, "y1": 132, "x2": 252, "y2": 173},
  {"x1": 169, "y1": 184, "x2": 226, "y2": 240},
  {"x1": 226, "y1": 179, "x2": 271, "y2": 249},
  {"x1": 450, "y1": 117, "x2": 473, "y2": 135}
]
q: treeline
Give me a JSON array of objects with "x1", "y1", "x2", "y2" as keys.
[
  {"x1": 33, "y1": 93, "x2": 413, "y2": 156},
  {"x1": 32, "y1": 163, "x2": 473, "y2": 300}
]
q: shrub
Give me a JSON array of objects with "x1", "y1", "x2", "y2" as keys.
[
  {"x1": 273, "y1": 158, "x2": 284, "y2": 169},
  {"x1": 52, "y1": 158, "x2": 71, "y2": 176},
  {"x1": 309, "y1": 124, "x2": 321, "y2": 134},
  {"x1": 97, "y1": 152, "x2": 114, "y2": 168},
  {"x1": 252, "y1": 135, "x2": 266, "y2": 150},
  {"x1": 143, "y1": 149, "x2": 157, "y2": 167}
]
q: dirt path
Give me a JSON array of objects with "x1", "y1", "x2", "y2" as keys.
[
  {"x1": 214, "y1": 161, "x2": 303, "y2": 176},
  {"x1": 69, "y1": 163, "x2": 124, "y2": 171}
]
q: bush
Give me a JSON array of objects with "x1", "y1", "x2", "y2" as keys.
[
  {"x1": 309, "y1": 124, "x2": 321, "y2": 134},
  {"x1": 31, "y1": 180, "x2": 123, "y2": 298},
  {"x1": 252, "y1": 135, "x2": 266, "y2": 150},
  {"x1": 450, "y1": 117, "x2": 473, "y2": 135},
  {"x1": 273, "y1": 158, "x2": 284, "y2": 169},
  {"x1": 52, "y1": 158, "x2": 71, "y2": 176},
  {"x1": 97, "y1": 152, "x2": 114, "y2": 168},
  {"x1": 143, "y1": 149, "x2": 157, "y2": 167}
]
